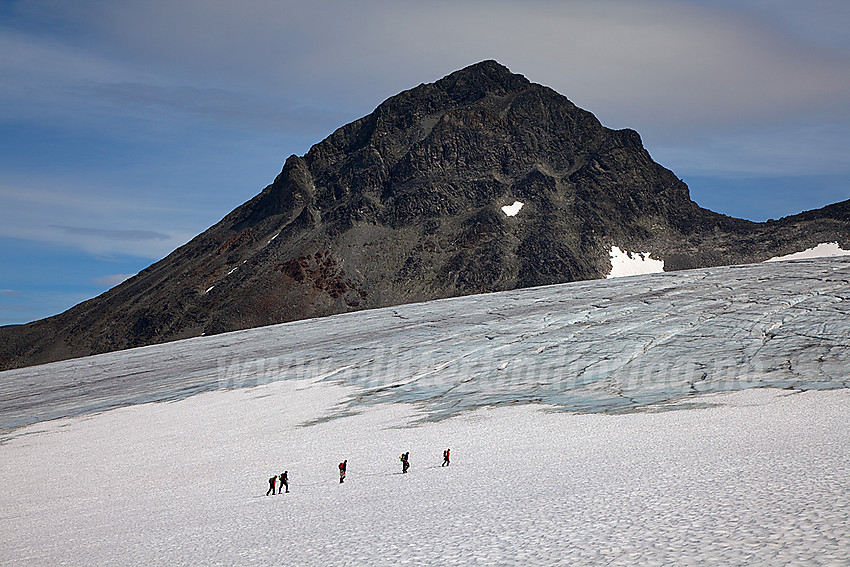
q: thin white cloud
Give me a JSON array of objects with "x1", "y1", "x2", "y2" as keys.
[
  {"x1": 709, "y1": 0, "x2": 850, "y2": 51},
  {"x1": 0, "y1": 28, "x2": 139, "y2": 125},
  {"x1": 0, "y1": 289, "x2": 20, "y2": 296},
  {"x1": 7, "y1": 0, "x2": 849, "y2": 134},
  {"x1": 0, "y1": 23, "x2": 345, "y2": 137},
  {"x1": 72, "y1": 81, "x2": 349, "y2": 134},
  {"x1": 92, "y1": 273, "x2": 137, "y2": 288},
  {"x1": 51, "y1": 226, "x2": 170, "y2": 241},
  {"x1": 0, "y1": 181, "x2": 195, "y2": 258},
  {"x1": 651, "y1": 121, "x2": 850, "y2": 177}
]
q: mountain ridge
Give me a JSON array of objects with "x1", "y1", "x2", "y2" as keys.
[{"x1": 1, "y1": 60, "x2": 848, "y2": 370}]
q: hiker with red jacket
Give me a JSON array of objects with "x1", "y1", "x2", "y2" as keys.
[
  {"x1": 339, "y1": 460, "x2": 347, "y2": 483},
  {"x1": 400, "y1": 451, "x2": 410, "y2": 474},
  {"x1": 442, "y1": 448, "x2": 451, "y2": 467},
  {"x1": 266, "y1": 474, "x2": 276, "y2": 496}
]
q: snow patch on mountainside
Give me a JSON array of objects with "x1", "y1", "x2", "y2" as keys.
[
  {"x1": 500, "y1": 201, "x2": 524, "y2": 216},
  {"x1": 766, "y1": 242, "x2": 850, "y2": 262},
  {"x1": 607, "y1": 246, "x2": 665, "y2": 278}
]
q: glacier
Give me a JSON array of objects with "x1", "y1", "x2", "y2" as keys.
[
  {"x1": 1, "y1": 258, "x2": 849, "y2": 565},
  {"x1": 1, "y1": 257, "x2": 848, "y2": 431}
]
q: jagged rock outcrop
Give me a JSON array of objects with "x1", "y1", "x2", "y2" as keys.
[{"x1": 1, "y1": 60, "x2": 848, "y2": 370}]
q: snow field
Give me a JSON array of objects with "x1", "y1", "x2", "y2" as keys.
[
  {"x1": 607, "y1": 246, "x2": 665, "y2": 278},
  {"x1": 2, "y1": 381, "x2": 849, "y2": 566},
  {"x1": 501, "y1": 201, "x2": 524, "y2": 216},
  {"x1": 767, "y1": 242, "x2": 850, "y2": 262},
  {"x1": 606, "y1": 242, "x2": 850, "y2": 279}
]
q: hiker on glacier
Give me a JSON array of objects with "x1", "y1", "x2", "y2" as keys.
[
  {"x1": 339, "y1": 460, "x2": 347, "y2": 483},
  {"x1": 442, "y1": 448, "x2": 450, "y2": 467},
  {"x1": 266, "y1": 475, "x2": 277, "y2": 496},
  {"x1": 400, "y1": 452, "x2": 410, "y2": 474},
  {"x1": 279, "y1": 471, "x2": 289, "y2": 493}
]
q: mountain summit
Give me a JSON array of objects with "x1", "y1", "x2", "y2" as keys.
[{"x1": 1, "y1": 60, "x2": 848, "y2": 370}]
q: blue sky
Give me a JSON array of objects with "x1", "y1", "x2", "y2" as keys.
[{"x1": 2, "y1": 0, "x2": 849, "y2": 325}]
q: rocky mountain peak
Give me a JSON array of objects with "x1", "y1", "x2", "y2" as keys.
[
  {"x1": 1, "y1": 61, "x2": 848, "y2": 371},
  {"x1": 275, "y1": 60, "x2": 676, "y2": 236},
  {"x1": 434, "y1": 59, "x2": 532, "y2": 99}
]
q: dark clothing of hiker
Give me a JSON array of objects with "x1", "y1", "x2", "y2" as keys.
[
  {"x1": 442, "y1": 449, "x2": 450, "y2": 467},
  {"x1": 280, "y1": 472, "x2": 288, "y2": 493},
  {"x1": 400, "y1": 452, "x2": 410, "y2": 474},
  {"x1": 266, "y1": 476, "x2": 276, "y2": 496},
  {"x1": 339, "y1": 460, "x2": 347, "y2": 483}
]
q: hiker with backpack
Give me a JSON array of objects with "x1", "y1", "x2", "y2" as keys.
[
  {"x1": 339, "y1": 460, "x2": 347, "y2": 483},
  {"x1": 442, "y1": 448, "x2": 450, "y2": 466},
  {"x1": 266, "y1": 474, "x2": 277, "y2": 496},
  {"x1": 279, "y1": 471, "x2": 289, "y2": 493},
  {"x1": 400, "y1": 451, "x2": 410, "y2": 474}
]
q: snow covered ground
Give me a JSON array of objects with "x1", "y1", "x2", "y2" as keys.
[
  {"x1": 607, "y1": 246, "x2": 665, "y2": 277},
  {"x1": 1, "y1": 257, "x2": 849, "y2": 565},
  {"x1": 1, "y1": 381, "x2": 848, "y2": 565},
  {"x1": 501, "y1": 200, "x2": 524, "y2": 216},
  {"x1": 767, "y1": 242, "x2": 850, "y2": 262}
]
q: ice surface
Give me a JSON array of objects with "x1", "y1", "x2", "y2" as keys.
[
  {"x1": 1, "y1": 257, "x2": 849, "y2": 431},
  {"x1": 607, "y1": 246, "x2": 665, "y2": 278},
  {"x1": 766, "y1": 242, "x2": 850, "y2": 262},
  {"x1": 1, "y1": 382, "x2": 848, "y2": 565}
]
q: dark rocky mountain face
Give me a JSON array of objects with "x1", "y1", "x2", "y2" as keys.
[{"x1": 1, "y1": 60, "x2": 848, "y2": 371}]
